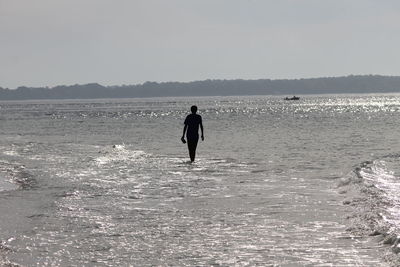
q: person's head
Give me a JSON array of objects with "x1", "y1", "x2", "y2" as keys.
[{"x1": 191, "y1": 105, "x2": 198, "y2": 114}]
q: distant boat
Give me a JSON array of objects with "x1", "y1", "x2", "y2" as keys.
[{"x1": 284, "y1": 96, "x2": 300, "y2": 101}]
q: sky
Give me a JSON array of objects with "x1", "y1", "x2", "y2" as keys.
[{"x1": 1, "y1": 0, "x2": 400, "y2": 88}]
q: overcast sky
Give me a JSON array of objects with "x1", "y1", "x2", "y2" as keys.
[{"x1": 1, "y1": 0, "x2": 399, "y2": 88}]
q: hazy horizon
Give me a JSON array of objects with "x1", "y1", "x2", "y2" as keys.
[
  {"x1": 1, "y1": 73, "x2": 394, "y2": 90},
  {"x1": 1, "y1": 0, "x2": 399, "y2": 88}
]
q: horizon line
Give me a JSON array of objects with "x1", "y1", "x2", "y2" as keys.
[{"x1": 2, "y1": 74, "x2": 398, "y2": 90}]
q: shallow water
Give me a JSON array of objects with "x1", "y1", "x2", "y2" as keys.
[{"x1": 0, "y1": 95, "x2": 399, "y2": 266}]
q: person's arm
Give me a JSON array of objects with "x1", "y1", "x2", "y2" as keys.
[
  {"x1": 181, "y1": 124, "x2": 187, "y2": 143},
  {"x1": 200, "y1": 121, "x2": 204, "y2": 141}
]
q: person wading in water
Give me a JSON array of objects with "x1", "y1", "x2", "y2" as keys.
[{"x1": 181, "y1": 105, "x2": 204, "y2": 162}]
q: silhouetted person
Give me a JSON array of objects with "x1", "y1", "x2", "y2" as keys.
[{"x1": 181, "y1": 105, "x2": 204, "y2": 162}]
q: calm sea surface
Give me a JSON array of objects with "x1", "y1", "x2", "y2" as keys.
[{"x1": 1, "y1": 95, "x2": 400, "y2": 266}]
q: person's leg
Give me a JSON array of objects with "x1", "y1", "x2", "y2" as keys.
[{"x1": 187, "y1": 139, "x2": 198, "y2": 162}]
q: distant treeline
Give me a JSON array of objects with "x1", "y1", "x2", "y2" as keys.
[{"x1": 1, "y1": 75, "x2": 400, "y2": 100}]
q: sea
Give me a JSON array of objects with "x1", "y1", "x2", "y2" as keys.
[{"x1": 0, "y1": 94, "x2": 400, "y2": 266}]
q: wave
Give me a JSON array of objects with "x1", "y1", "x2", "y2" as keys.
[
  {"x1": 0, "y1": 159, "x2": 36, "y2": 191},
  {"x1": 339, "y1": 154, "x2": 400, "y2": 262},
  {"x1": 0, "y1": 160, "x2": 34, "y2": 266},
  {"x1": 0, "y1": 239, "x2": 19, "y2": 267},
  {"x1": 94, "y1": 144, "x2": 148, "y2": 166}
]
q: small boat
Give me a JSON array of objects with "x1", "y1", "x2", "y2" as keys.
[{"x1": 284, "y1": 96, "x2": 300, "y2": 101}]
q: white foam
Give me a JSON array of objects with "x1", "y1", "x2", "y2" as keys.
[
  {"x1": 0, "y1": 175, "x2": 18, "y2": 191},
  {"x1": 360, "y1": 160, "x2": 400, "y2": 227},
  {"x1": 2, "y1": 150, "x2": 18, "y2": 156},
  {"x1": 95, "y1": 145, "x2": 148, "y2": 165}
]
